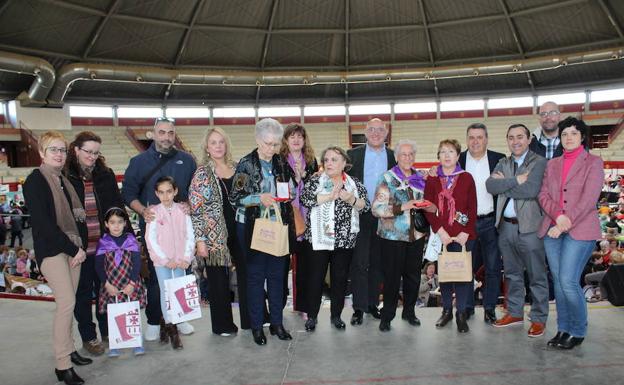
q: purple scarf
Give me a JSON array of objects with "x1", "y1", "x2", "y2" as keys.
[
  {"x1": 96, "y1": 233, "x2": 140, "y2": 267},
  {"x1": 287, "y1": 152, "x2": 307, "y2": 212},
  {"x1": 436, "y1": 164, "x2": 464, "y2": 188},
  {"x1": 391, "y1": 165, "x2": 426, "y2": 191}
]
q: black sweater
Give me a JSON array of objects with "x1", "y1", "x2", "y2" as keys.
[{"x1": 23, "y1": 169, "x2": 86, "y2": 265}]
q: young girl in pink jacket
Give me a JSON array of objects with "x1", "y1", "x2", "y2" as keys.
[{"x1": 145, "y1": 176, "x2": 195, "y2": 350}]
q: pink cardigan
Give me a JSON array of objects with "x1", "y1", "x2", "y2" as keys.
[
  {"x1": 538, "y1": 150, "x2": 603, "y2": 240},
  {"x1": 145, "y1": 203, "x2": 196, "y2": 267}
]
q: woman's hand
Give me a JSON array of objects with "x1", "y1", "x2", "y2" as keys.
[
  {"x1": 455, "y1": 232, "x2": 469, "y2": 246},
  {"x1": 179, "y1": 202, "x2": 191, "y2": 215},
  {"x1": 196, "y1": 241, "x2": 208, "y2": 258},
  {"x1": 547, "y1": 226, "x2": 562, "y2": 239},
  {"x1": 165, "y1": 261, "x2": 177, "y2": 269},
  {"x1": 438, "y1": 228, "x2": 452, "y2": 246},
  {"x1": 178, "y1": 261, "x2": 190, "y2": 270},
  {"x1": 71, "y1": 248, "x2": 86, "y2": 268},
  {"x1": 122, "y1": 283, "x2": 134, "y2": 296},
  {"x1": 338, "y1": 190, "x2": 355, "y2": 204},
  {"x1": 401, "y1": 200, "x2": 418, "y2": 211},
  {"x1": 260, "y1": 193, "x2": 274, "y2": 208},
  {"x1": 105, "y1": 281, "x2": 119, "y2": 296},
  {"x1": 556, "y1": 214, "x2": 572, "y2": 232}
]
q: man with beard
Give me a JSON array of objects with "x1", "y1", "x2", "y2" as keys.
[
  {"x1": 530, "y1": 101, "x2": 563, "y2": 159},
  {"x1": 122, "y1": 117, "x2": 197, "y2": 341}
]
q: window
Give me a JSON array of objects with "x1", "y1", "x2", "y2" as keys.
[
  {"x1": 590, "y1": 88, "x2": 624, "y2": 102},
  {"x1": 117, "y1": 107, "x2": 163, "y2": 118},
  {"x1": 488, "y1": 96, "x2": 533, "y2": 109},
  {"x1": 304, "y1": 105, "x2": 346, "y2": 116},
  {"x1": 537, "y1": 92, "x2": 585, "y2": 105},
  {"x1": 69, "y1": 105, "x2": 114, "y2": 118},
  {"x1": 213, "y1": 107, "x2": 255, "y2": 118},
  {"x1": 394, "y1": 102, "x2": 437, "y2": 113},
  {"x1": 349, "y1": 104, "x2": 391, "y2": 115},
  {"x1": 165, "y1": 107, "x2": 209, "y2": 118},
  {"x1": 258, "y1": 106, "x2": 301, "y2": 117},
  {"x1": 440, "y1": 99, "x2": 484, "y2": 111}
]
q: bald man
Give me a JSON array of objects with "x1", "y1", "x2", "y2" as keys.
[{"x1": 529, "y1": 101, "x2": 563, "y2": 159}]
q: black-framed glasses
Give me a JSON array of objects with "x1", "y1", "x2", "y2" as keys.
[
  {"x1": 79, "y1": 148, "x2": 101, "y2": 157},
  {"x1": 538, "y1": 110, "x2": 560, "y2": 118}
]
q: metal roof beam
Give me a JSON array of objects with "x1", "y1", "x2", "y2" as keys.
[
  {"x1": 173, "y1": 0, "x2": 207, "y2": 66},
  {"x1": 418, "y1": 0, "x2": 438, "y2": 101},
  {"x1": 597, "y1": 0, "x2": 624, "y2": 40},
  {"x1": 0, "y1": 0, "x2": 13, "y2": 17},
  {"x1": 344, "y1": 0, "x2": 350, "y2": 104},
  {"x1": 497, "y1": 0, "x2": 535, "y2": 93},
  {"x1": 82, "y1": 0, "x2": 121, "y2": 59},
  {"x1": 256, "y1": 0, "x2": 281, "y2": 105}
]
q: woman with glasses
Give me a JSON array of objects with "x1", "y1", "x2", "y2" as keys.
[
  {"x1": 230, "y1": 118, "x2": 295, "y2": 346},
  {"x1": 24, "y1": 131, "x2": 90, "y2": 385},
  {"x1": 63, "y1": 131, "x2": 129, "y2": 357}
]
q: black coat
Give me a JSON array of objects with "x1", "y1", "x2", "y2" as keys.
[
  {"x1": 529, "y1": 133, "x2": 563, "y2": 159},
  {"x1": 346, "y1": 144, "x2": 397, "y2": 183}
]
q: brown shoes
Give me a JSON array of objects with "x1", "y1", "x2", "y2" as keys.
[
  {"x1": 159, "y1": 317, "x2": 169, "y2": 344},
  {"x1": 83, "y1": 339, "x2": 105, "y2": 356},
  {"x1": 528, "y1": 322, "x2": 545, "y2": 337},
  {"x1": 493, "y1": 314, "x2": 524, "y2": 328},
  {"x1": 166, "y1": 323, "x2": 183, "y2": 350}
]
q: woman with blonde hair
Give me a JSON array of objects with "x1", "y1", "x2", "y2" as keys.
[
  {"x1": 189, "y1": 127, "x2": 240, "y2": 335},
  {"x1": 24, "y1": 131, "x2": 90, "y2": 385}
]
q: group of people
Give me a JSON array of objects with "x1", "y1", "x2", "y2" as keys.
[{"x1": 23, "y1": 101, "x2": 604, "y2": 385}]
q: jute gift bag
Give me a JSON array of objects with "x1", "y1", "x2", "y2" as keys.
[
  {"x1": 438, "y1": 244, "x2": 472, "y2": 283},
  {"x1": 251, "y1": 203, "x2": 289, "y2": 257}
]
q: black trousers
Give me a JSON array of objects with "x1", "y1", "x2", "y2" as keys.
[
  {"x1": 74, "y1": 253, "x2": 107, "y2": 341},
  {"x1": 380, "y1": 237, "x2": 425, "y2": 322},
  {"x1": 10, "y1": 231, "x2": 23, "y2": 247},
  {"x1": 307, "y1": 244, "x2": 353, "y2": 319},
  {"x1": 350, "y1": 211, "x2": 382, "y2": 312},
  {"x1": 292, "y1": 240, "x2": 310, "y2": 313},
  {"x1": 144, "y1": 247, "x2": 162, "y2": 326},
  {"x1": 205, "y1": 266, "x2": 237, "y2": 334}
]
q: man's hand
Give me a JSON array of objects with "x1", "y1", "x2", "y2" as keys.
[
  {"x1": 516, "y1": 172, "x2": 529, "y2": 185},
  {"x1": 143, "y1": 205, "x2": 156, "y2": 223},
  {"x1": 491, "y1": 171, "x2": 504, "y2": 179}
]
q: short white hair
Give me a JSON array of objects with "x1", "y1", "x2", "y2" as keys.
[
  {"x1": 255, "y1": 118, "x2": 283, "y2": 140},
  {"x1": 393, "y1": 139, "x2": 418, "y2": 161}
]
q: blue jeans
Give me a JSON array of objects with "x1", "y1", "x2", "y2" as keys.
[
  {"x1": 154, "y1": 266, "x2": 186, "y2": 323},
  {"x1": 544, "y1": 233, "x2": 595, "y2": 337}
]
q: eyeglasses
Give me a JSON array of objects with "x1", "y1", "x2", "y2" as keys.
[
  {"x1": 46, "y1": 147, "x2": 67, "y2": 155},
  {"x1": 539, "y1": 110, "x2": 560, "y2": 118},
  {"x1": 80, "y1": 148, "x2": 101, "y2": 157},
  {"x1": 366, "y1": 127, "x2": 386, "y2": 133},
  {"x1": 262, "y1": 140, "x2": 281, "y2": 149}
]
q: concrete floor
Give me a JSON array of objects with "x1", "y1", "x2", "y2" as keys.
[{"x1": 0, "y1": 298, "x2": 623, "y2": 385}]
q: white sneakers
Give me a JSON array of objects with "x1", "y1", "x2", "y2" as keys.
[
  {"x1": 177, "y1": 322, "x2": 194, "y2": 335},
  {"x1": 144, "y1": 324, "x2": 160, "y2": 341}
]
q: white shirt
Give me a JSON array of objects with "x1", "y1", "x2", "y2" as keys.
[
  {"x1": 503, "y1": 150, "x2": 529, "y2": 219},
  {"x1": 465, "y1": 151, "x2": 494, "y2": 216}
]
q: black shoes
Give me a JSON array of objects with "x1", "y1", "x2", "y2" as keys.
[
  {"x1": 331, "y1": 317, "x2": 346, "y2": 330},
  {"x1": 547, "y1": 332, "x2": 567, "y2": 347},
  {"x1": 368, "y1": 306, "x2": 382, "y2": 319},
  {"x1": 557, "y1": 334, "x2": 584, "y2": 350},
  {"x1": 269, "y1": 324, "x2": 292, "y2": 340},
  {"x1": 456, "y1": 311, "x2": 469, "y2": 333},
  {"x1": 69, "y1": 351, "x2": 92, "y2": 366},
  {"x1": 484, "y1": 309, "x2": 497, "y2": 324},
  {"x1": 350, "y1": 310, "x2": 363, "y2": 326},
  {"x1": 379, "y1": 320, "x2": 391, "y2": 332},
  {"x1": 55, "y1": 368, "x2": 84, "y2": 385},
  {"x1": 252, "y1": 328, "x2": 267, "y2": 346},
  {"x1": 305, "y1": 317, "x2": 317, "y2": 332},
  {"x1": 401, "y1": 314, "x2": 421, "y2": 326},
  {"x1": 435, "y1": 310, "x2": 453, "y2": 328}
]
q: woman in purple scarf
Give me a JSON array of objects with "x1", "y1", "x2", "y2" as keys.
[{"x1": 279, "y1": 123, "x2": 319, "y2": 319}]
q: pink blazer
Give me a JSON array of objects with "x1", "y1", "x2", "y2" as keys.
[{"x1": 538, "y1": 150, "x2": 603, "y2": 240}]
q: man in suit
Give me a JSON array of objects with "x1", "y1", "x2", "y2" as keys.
[
  {"x1": 459, "y1": 123, "x2": 505, "y2": 324},
  {"x1": 529, "y1": 101, "x2": 563, "y2": 159},
  {"x1": 347, "y1": 118, "x2": 396, "y2": 325},
  {"x1": 486, "y1": 124, "x2": 549, "y2": 338}
]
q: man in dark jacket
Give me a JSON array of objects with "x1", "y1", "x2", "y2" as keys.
[
  {"x1": 529, "y1": 101, "x2": 563, "y2": 160},
  {"x1": 346, "y1": 118, "x2": 396, "y2": 325},
  {"x1": 122, "y1": 117, "x2": 197, "y2": 341},
  {"x1": 459, "y1": 123, "x2": 505, "y2": 323}
]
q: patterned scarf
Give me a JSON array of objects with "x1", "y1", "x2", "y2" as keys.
[
  {"x1": 391, "y1": 165, "x2": 426, "y2": 191},
  {"x1": 436, "y1": 164, "x2": 464, "y2": 226},
  {"x1": 96, "y1": 233, "x2": 140, "y2": 267}
]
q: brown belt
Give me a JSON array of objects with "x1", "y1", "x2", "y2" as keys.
[{"x1": 503, "y1": 217, "x2": 518, "y2": 225}]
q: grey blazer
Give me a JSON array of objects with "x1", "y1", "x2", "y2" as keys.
[{"x1": 485, "y1": 150, "x2": 547, "y2": 233}]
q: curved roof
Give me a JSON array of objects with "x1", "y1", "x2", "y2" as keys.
[{"x1": 0, "y1": 0, "x2": 623, "y2": 105}]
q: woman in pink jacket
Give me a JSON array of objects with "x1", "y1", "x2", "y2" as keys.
[
  {"x1": 538, "y1": 117, "x2": 603, "y2": 350},
  {"x1": 145, "y1": 176, "x2": 196, "y2": 350}
]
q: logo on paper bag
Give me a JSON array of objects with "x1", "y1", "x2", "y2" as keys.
[
  {"x1": 113, "y1": 309, "x2": 141, "y2": 343},
  {"x1": 259, "y1": 228, "x2": 276, "y2": 241},
  {"x1": 174, "y1": 283, "x2": 199, "y2": 316}
]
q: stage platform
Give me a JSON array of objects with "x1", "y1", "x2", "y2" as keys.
[{"x1": 0, "y1": 298, "x2": 622, "y2": 385}]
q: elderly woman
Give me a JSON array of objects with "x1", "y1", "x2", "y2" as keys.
[
  {"x1": 538, "y1": 117, "x2": 603, "y2": 350},
  {"x1": 24, "y1": 131, "x2": 90, "y2": 385},
  {"x1": 424, "y1": 139, "x2": 477, "y2": 333},
  {"x1": 279, "y1": 123, "x2": 319, "y2": 314},
  {"x1": 189, "y1": 127, "x2": 239, "y2": 336},
  {"x1": 300, "y1": 146, "x2": 370, "y2": 331},
  {"x1": 230, "y1": 118, "x2": 295, "y2": 345},
  {"x1": 64, "y1": 131, "x2": 128, "y2": 356},
  {"x1": 371, "y1": 140, "x2": 436, "y2": 331}
]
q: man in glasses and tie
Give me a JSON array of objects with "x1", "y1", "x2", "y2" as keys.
[{"x1": 530, "y1": 101, "x2": 563, "y2": 160}]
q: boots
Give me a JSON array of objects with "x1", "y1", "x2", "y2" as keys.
[
  {"x1": 159, "y1": 317, "x2": 169, "y2": 344},
  {"x1": 166, "y1": 323, "x2": 183, "y2": 350},
  {"x1": 456, "y1": 311, "x2": 469, "y2": 333},
  {"x1": 435, "y1": 310, "x2": 453, "y2": 328}
]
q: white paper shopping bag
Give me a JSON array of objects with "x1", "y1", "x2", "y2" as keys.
[
  {"x1": 107, "y1": 298, "x2": 143, "y2": 349},
  {"x1": 164, "y1": 273, "x2": 202, "y2": 324}
]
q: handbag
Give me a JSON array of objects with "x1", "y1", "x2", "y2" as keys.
[
  {"x1": 164, "y1": 271, "x2": 202, "y2": 324},
  {"x1": 292, "y1": 207, "x2": 306, "y2": 237},
  {"x1": 107, "y1": 295, "x2": 143, "y2": 349},
  {"x1": 438, "y1": 244, "x2": 472, "y2": 283},
  {"x1": 250, "y1": 203, "x2": 290, "y2": 257},
  {"x1": 411, "y1": 209, "x2": 430, "y2": 233}
]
